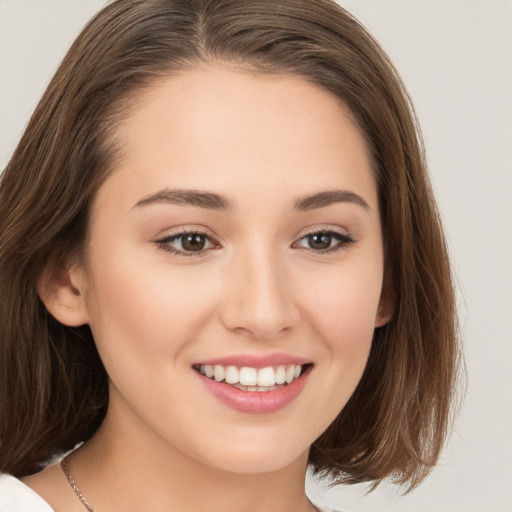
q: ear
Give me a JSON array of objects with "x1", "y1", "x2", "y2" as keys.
[
  {"x1": 375, "y1": 276, "x2": 394, "y2": 328},
  {"x1": 37, "y1": 262, "x2": 90, "y2": 327}
]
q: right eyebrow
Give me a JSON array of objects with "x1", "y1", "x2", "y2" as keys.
[{"x1": 133, "y1": 188, "x2": 234, "y2": 211}]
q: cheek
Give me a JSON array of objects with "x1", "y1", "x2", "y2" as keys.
[
  {"x1": 82, "y1": 249, "x2": 220, "y2": 371},
  {"x1": 276, "y1": 260, "x2": 383, "y2": 441},
  {"x1": 302, "y1": 263, "x2": 383, "y2": 339},
  {"x1": 297, "y1": 258, "x2": 383, "y2": 378}
]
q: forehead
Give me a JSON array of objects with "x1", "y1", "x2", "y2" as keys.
[{"x1": 96, "y1": 65, "x2": 377, "y2": 212}]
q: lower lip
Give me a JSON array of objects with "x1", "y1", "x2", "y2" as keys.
[{"x1": 197, "y1": 366, "x2": 311, "y2": 414}]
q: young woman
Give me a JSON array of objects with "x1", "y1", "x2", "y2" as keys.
[{"x1": 0, "y1": 1, "x2": 460, "y2": 511}]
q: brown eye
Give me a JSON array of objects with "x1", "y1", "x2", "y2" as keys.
[
  {"x1": 181, "y1": 233, "x2": 206, "y2": 251},
  {"x1": 307, "y1": 233, "x2": 332, "y2": 250}
]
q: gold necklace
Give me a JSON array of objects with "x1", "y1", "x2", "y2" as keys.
[{"x1": 60, "y1": 455, "x2": 95, "y2": 512}]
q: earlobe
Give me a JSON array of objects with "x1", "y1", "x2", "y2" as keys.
[
  {"x1": 375, "y1": 279, "x2": 394, "y2": 327},
  {"x1": 37, "y1": 263, "x2": 90, "y2": 327},
  {"x1": 375, "y1": 307, "x2": 392, "y2": 328}
]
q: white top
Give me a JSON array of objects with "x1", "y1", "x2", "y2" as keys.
[
  {"x1": 0, "y1": 474, "x2": 53, "y2": 512},
  {"x1": 0, "y1": 473, "x2": 343, "y2": 512}
]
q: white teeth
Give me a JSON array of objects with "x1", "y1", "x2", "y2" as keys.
[
  {"x1": 275, "y1": 365, "x2": 286, "y2": 385},
  {"x1": 213, "y1": 365, "x2": 225, "y2": 382},
  {"x1": 239, "y1": 367, "x2": 258, "y2": 386},
  {"x1": 225, "y1": 365, "x2": 239, "y2": 384},
  {"x1": 198, "y1": 363, "x2": 306, "y2": 389},
  {"x1": 257, "y1": 367, "x2": 276, "y2": 387}
]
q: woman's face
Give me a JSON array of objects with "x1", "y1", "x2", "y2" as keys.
[{"x1": 73, "y1": 66, "x2": 388, "y2": 474}]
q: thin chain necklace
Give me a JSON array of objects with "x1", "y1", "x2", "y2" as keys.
[{"x1": 60, "y1": 455, "x2": 95, "y2": 512}]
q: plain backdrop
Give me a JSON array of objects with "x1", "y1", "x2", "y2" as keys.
[{"x1": 1, "y1": 1, "x2": 511, "y2": 511}]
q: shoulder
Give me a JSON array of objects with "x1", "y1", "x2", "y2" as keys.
[
  {"x1": 313, "y1": 503, "x2": 348, "y2": 512},
  {"x1": 0, "y1": 473, "x2": 54, "y2": 512},
  {"x1": 314, "y1": 503, "x2": 350, "y2": 512}
]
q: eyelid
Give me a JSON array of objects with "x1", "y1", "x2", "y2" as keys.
[
  {"x1": 294, "y1": 224, "x2": 354, "y2": 242},
  {"x1": 153, "y1": 224, "x2": 217, "y2": 240}
]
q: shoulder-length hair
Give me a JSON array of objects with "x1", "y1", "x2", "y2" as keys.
[{"x1": 0, "y1": 0, "x2": 460, "y2": 490}]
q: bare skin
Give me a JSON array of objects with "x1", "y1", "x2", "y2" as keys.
[{"x1": 22, "y1": 445, "x2": 317, "y2": 512}]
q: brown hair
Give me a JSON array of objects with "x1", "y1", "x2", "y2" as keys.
[{"x1": 0, "y1": 0, "x2": 460, "y2": 490}]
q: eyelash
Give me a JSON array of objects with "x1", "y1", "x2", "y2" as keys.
[
  {"x1": 292, "y1": 229, "x2": 355, "y2": 254},
  {"x1": 155, "y1": 228, "x2": 355, "y2": 257}
]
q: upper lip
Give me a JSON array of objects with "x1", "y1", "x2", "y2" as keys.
[{"x1": 194, "y1": 352, "x2": 312, "y2": 368}]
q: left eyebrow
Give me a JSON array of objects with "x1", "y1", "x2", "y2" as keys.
[{"x1": 293, "y1": 190, "x2": 370, "y2": 211}]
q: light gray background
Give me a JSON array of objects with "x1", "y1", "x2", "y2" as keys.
[{"x1": 1, "y1": 1, "x2": 511, "y2": 511}]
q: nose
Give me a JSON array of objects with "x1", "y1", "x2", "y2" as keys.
[{"x1": 218, "y1": 246, "x2": 299, "y2": 340}]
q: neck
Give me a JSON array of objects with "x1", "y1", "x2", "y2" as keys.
[{"x1": 70, "y1": 407, "x2": 316, "y2": 512}]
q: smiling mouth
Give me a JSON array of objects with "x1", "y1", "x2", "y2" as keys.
[{"x1": 192, "y1": 363, "x2": 312, "y2": 392}]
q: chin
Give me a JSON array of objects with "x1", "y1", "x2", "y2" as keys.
[{"x1": 194, "y1": 433, "x2": 311, "y2": 476}]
